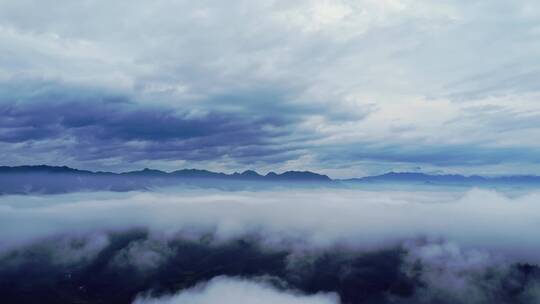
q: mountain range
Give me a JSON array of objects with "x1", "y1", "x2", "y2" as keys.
[{"x1": 1, "y1": 165, "x2": 540, "y2": 194}]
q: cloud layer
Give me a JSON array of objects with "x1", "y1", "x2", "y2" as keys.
[
  {"x1": 134, "y1": 276, "x2": 339, "y2": 304},
  {"x1": 2, "y1": 187, "x2": 540, "y2": 303},
  {"x1": 0, "y1": 85, "x2": 297, "y2": 169},
  {"x1": 2, "y1": 188, "x2": 540, "y2": 261},
  {"x1": 1, "y1": 1, "x2": 540, "y2": 175}
]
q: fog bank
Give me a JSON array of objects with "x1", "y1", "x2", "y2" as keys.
[{"x1": 1, "y1": 188, "x2": 540, "y2": 262}]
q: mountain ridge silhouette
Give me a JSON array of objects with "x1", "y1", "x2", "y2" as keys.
[{"x1": 2, "y1": 165, "x2": 540, "y2": 194}]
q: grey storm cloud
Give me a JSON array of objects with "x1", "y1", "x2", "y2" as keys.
[{"x1": 0, "y1": 80, "x2": 308, "y2": 167}]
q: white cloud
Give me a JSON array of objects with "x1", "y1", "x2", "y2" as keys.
[
  {"x1": 2, "y1": 187, "x2": 540, "y2": 264},
  {"x1": 133, "y1": 276, "x2": 339, "y2": 304}
]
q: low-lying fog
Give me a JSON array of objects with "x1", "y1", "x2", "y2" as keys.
[{"x1": 2, "y1": 187, "x2": 540, "y2": 303}]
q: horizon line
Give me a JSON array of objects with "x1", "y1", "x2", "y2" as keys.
[{"x1": 2, "y1": 164, "x2": 540, "y2": 180}]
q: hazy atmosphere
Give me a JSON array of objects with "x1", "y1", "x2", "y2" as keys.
[{"x1": 1, "y1": 1, "x2": 540, "y2": 303}]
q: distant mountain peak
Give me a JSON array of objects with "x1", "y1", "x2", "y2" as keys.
[
  {"x1": 0, "y1": 164, "x2": 90, "y2": 174},
  {"x1": 124, "y1": 168, "x2": 167, "y2": 176},
  {"x1": 241, "y1": 170, "x2": 260, "y2": 176},
  {"x1": 345, "y1": 171, "x2": 540, "y2": 186},
  {"x1": 266, "y1": 170, "x2": 331, "y2": 181},
  {"x1": 230, "y1": 170, "x2": 263, "y2": 179}
]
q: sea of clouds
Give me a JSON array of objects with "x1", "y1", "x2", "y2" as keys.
[{"x1": 2, "y1": 187, "x2": 540, "y2": 303}]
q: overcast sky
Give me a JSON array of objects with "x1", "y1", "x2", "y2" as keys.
[{"x1": 1, "y1": 0, "x2": 540, "y2": 177}]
